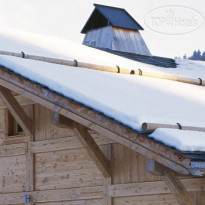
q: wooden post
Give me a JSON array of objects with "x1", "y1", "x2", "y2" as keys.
[
  {"x1": 102, "y1": 144, "x2": 112, "y2": 205},
  {"x1": 104, "y1": 178, "x2": 112, "y2": 205}
]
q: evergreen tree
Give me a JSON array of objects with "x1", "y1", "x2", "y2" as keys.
[
  {"x1": 183, "y1": 54, "x2": 187, "y2": 59},
  {"x1": 202, "y1": 51, "x2": 205, "y2": 61},
  {"x1": 189, "y1": 49, "x2": 202, "y2": 61}
]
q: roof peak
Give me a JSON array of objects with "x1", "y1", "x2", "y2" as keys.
[
  {"x1": 81, "y1": 4, "x2": 143, "y2": 34},
  {"x1": 93, "y1": 3, "x2": 126, "y2": 11}
]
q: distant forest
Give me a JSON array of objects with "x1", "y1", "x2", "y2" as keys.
[{"x1": 176, "y1": 49, "x2": 205, "y2": 61}]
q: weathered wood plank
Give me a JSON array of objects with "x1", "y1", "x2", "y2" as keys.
[
  {"x1": 31, "y1": 135, "x2": 114, "y2": 153},
  {"x1": 0, "y1": 186, "x2": 103, "y2": 204},
  {"x1": 109, "y1": 178, "x2": 205, "y2": 197},
  {"x1": 0, "y1": 142, "x2": 26, "y2": 157},
  {"x1": 25, "y1": 141, "x2": 34, "y2": 192},
  {"x1": 0, "y1": 86, "x2": 32, "y2": 136},
  {"x1": 104, "y1": 178, "x2": 112, "y2": 205},
  {"x1": 36, "y1": 199, "x2": 103, "y2": 205},
  {"x1": 113, "y1": 194, "x2": 177, "y2": 205},
  {"x1": 163, "y1": 171, "x2": 196, "y2": 205},
  {"x1": 35, "y1": 148, "x2": 104, "y2": 190},
  {"x1": 0, "y1": 155, "x2": 26, "y2": 193},
  {"x1": 3, "y1": 135, "x2": 26, "y2": 145},
  {"x1": 73, "y1": 124, "x2": 111, "y2": 178},
  {"x1": 0, "y1": 180, "x2": 204, "y2": 204}
]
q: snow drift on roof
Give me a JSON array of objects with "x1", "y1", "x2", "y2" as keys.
[
  {"x1": 150, "y1": 128, "x2": 205, "y2": 152},
  {"x1": 0, "y1": 28, "x2": 205, "y2": 151}
]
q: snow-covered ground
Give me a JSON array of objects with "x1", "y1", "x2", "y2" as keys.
[{"x1": 0, "y1": 27, "x2": 205, "y2": 152}]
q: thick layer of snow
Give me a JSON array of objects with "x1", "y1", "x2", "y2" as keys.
[
  {"x1": 150, "y1": 128, "x2": 205, "y2": 152},
  {"x1": 0, "y1": 28, "x2": 205, "y2": 151}
]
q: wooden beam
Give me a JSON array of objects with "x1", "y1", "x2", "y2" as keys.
[
  {"x1": 3, "y1": 135, "x2": 26, "y2": 145},
  {"x1": 51, "y1": 112, "x2": 76, "y2": 128},
  {"x1": 109, "y1": 178, "x2": 205, "y2": 197},
  {"x1": 0, "y1": 186, "x2": 103, "y2": 204},
  {"x1": 0, "y1": 95, "x2": 34, "y2": 110},
  {"x1": 0, "y1": 142, "x2": 26, "y2": 157},
  {"x1": 163, "y1": 171, "x2": 196, "y2": 205},
  {"x1": 104, "y1": 178, "x2": 112, "y2": 205},
  {"x1": 146, "y1": 160, "x2": 196, "y2": 205},
  {"x1": 102, "y1": 144, "x2": 113, "y2": 205},
  {"x1": 0, "y1": 179, "x2": 204, "y2": 204},
  {"x1": 0, "y1": 86, "x2": 32, "y2": 136},
  {"x1": 73, "y1": 124, "x2": 111, "y2": 178},
  {"x1": 26, "y1": 141, "x2": 34, "y2": 193},
  {"x1": 31, "y1": 135, "x2": 114, "y2": 153}
]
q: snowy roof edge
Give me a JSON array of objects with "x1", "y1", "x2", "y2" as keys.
[{"x1": 0, "y1": 64, "x2": 204, "y2": 176}]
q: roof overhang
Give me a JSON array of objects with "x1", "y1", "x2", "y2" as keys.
[{"x1": 0, "y1": 65, "x2": 204, "y2": 176}]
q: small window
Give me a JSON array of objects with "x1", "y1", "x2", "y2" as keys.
[
  {"x1": 6, "y1": 110, "x2": 24, "y2": 136},
  {"x1": 17, "y1": 124, "x2": 23, "y2": 133}
]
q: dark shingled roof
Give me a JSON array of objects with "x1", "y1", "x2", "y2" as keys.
[
  {"x1": 81, "y1": 4, "x2": 144, "y2": 34},
  {"x1": 100, "y1": 48, "x2": 177, "y2": 68}
]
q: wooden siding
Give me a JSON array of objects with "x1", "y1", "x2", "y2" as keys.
[
  {"x1": 83, "y1": 26, "x2": 113, "y2": 50},
  {"x1": 112, "y1": 27, "x2": 151, "y2": 56},
  {"x1": 83, "y1": 26, "x2": 151, "y2": 56},
  {"x1": 0, "y1": 102, "x2": 204, "y2": 204}
]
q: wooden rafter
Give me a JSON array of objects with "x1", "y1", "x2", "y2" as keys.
[
  {"x1": 0, "y1": 95, "x2": 34, "y2": 110},
  {"x1": 52, "y1": 112, "x2": 111, "y2": 178},
  {"x1": 0, "y1": 86, "x2": 32, "y2": 136},
  {"x1": 146, "y1": 160, "x2": 196, "y2": 205},
  {"x1": 73, "y1": 124, "x2": 111, "y2": 178}
]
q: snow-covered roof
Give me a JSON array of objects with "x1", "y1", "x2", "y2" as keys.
[{"x1": 0, "y1": 28, "x2": 205, "y2": 152}]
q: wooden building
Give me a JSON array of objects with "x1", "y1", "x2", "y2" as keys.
[
  {"x1": 82, "y1": 4, "x2": 151, "y2": 56},
  {"x1": 0, "y1": 4, "x2": 204, "y2": 205}
]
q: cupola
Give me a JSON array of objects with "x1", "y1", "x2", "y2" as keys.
[{"x1": 81, "y1": 4, "x2": 151, "y2": 56}]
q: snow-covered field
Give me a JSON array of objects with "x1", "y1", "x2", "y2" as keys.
[{"x1": 0, "y1": 28, "x2": 205, "y2": 152}]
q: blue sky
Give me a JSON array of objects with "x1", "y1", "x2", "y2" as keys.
[{"x1": 0, "y1": 0, "x2": 204, "y2": 58}]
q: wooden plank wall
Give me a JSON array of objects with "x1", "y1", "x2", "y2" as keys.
[
  {"x1": 0, "y1": 103, "x2": 204, "y2": 204},
  {"x1": 112, "y1": 27, "x2": 151, "y2": 56},
  {"x1": 82, "y1": 26, "x2": 151, "y2": 56},
  {"x1": 83, "y1": 26, "x2": 113, "y2": 50}
]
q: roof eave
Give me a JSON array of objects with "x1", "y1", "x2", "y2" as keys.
[{"x1": 0, "y1": 65, "x2": 202, "y2": 176}]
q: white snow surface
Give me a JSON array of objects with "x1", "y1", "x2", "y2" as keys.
[
  {"x1": 150, "y1": 129, "x2": 205, "y2": 152},
  {"x1": 0, "y1": 28, "x2": 205, "y2": 151}
]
